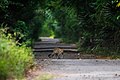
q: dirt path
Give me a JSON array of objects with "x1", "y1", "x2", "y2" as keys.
[
  {"x1": 34, "y1": 59, "x2": 120, "y2": 80},
  {"x1": 31, "y1": 37, "x2": 120, "y2": 80},
  {"x1": 33, "y1": 37, "x2": 79, "y2": 59}
]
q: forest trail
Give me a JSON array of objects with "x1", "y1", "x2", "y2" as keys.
[
  {"x1": 35, "y1": 59, "x2": 120, "y2": 80},
  {"x1": 33, "y1": 37, "x2": 96, "y2": 59},
  {"x1": 28, "y1": 37, "x2": 120, "y2": 80},
  {"x1": 33, "y1": 37, "x2": 79, "y2": 59}
]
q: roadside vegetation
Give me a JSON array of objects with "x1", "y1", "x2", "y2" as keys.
[
  {"x1": 0, "y1": 27, "x2": 34, "y2": 79},
  {"x1": 34, "y1": 73, "x2": 53, "y2": 80}
]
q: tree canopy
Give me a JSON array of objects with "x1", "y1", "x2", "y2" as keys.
[{"x1": 0, "y1": 0, "x2": 120, "y2": 53}]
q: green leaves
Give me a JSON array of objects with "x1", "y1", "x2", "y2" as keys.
[
  {"x1": 0, "y1": 0, "x2": 9, "y2": 9},
  {"x1": 0, "y1": 28, "x2": 34, "y2": 79}
]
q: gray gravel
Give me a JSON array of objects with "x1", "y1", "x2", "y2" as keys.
[{"x1": 38, "y1": 59, "x2": 120, "y2": 80}]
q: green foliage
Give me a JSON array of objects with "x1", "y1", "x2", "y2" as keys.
[
  {"x1": 46, "y1": 0, "x2": 120, "y2": 56},
  {"x1": 61, "y1": 7, "x2": 79, "y2": 42},
  {"x1": 51, "y1": 6, "x2": 79, "y2": 42},
  {"x1": 40, "y1": 10, "x2": 55, "y2": 37},
  {"x1": 13, "y1": 21, "x2": 31, "y2": 43},
  {"x1": 0, "y1": 28, "x2": 34, "y2": 79},
  {"x1": 0, "y1": 0, "x2": 46, "y2": 44},
  {"x1": 40, "y1": 24, "x2": 54, "y2": 37}
]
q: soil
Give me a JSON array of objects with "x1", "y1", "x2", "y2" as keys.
[{"x1": 26, "y1": 59, "x2": 120, "y2": 80}]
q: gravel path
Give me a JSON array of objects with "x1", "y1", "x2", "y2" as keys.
[{"x1": 37, "y1": 59, "x2": 120, "y2": 80}]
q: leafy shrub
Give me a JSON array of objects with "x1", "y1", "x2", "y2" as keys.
[
  {"x1": 13, "y1": 21, "x2": 31, "y2": 44},
  {"x1": 0, "y1": 28, "x2": 34, "y2": 79}
]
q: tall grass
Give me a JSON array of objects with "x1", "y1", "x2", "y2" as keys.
[{"x1": 0, "y1": 28, "x2": 34, "y2": 79}]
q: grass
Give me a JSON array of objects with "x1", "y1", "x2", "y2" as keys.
[{"x1": 34, "y1": 73, "x2": 53, "y2": 80}]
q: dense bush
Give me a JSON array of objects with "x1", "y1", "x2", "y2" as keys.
[
  {"x1": 0, "y1": 28, "x2": 34, "y2": 79},
  {"x1": 0, "y1": 0, "x2": 45, "y2": 44}
]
